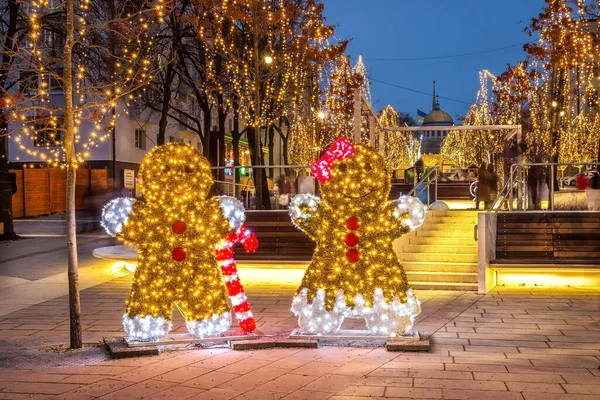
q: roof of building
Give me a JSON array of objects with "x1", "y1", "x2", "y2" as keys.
[{"x1": 421, "y1": 82, "x2": 454, "y2": 127}]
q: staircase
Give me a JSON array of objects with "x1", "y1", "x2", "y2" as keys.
[{"x1": 397, "y1": 210, "x2": 479, "y2": 291}]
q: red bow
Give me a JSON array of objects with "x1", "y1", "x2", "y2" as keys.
[{"x1": 311, "y1": 137, "x2": 355, "y2": 184}]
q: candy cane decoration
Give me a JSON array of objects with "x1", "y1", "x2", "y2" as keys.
[{"x1": 215, "y1": 225, "x2": 259, "y2": 333}]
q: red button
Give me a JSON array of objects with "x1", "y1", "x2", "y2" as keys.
[
  {"x1": 346, "y1": 216, "x2": 360, "y2": 230},
  {"x1": 345, "y1": 232, "x2": 359, "y2": 247},
  {"x1": 346, "y1": 249, "x2": 360, "y2": 263},
  {"x1": 172, "y1": 247, "x2": 186, "y2": 262},
  {"x1": 172, "y1": 220, "x2": 187, "y2": 234}
]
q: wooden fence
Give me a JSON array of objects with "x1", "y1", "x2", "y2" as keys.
[{"x1": 10, "y1": 168, "x2": 109, "y2": 218}]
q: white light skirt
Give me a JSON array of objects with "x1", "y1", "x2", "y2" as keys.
[
  {"x1": 185, "y1": 311, "x2": 232, "y2": 339},
  {"x1": 291, "y1": 288, "x2": 421, "y2": 337},
  {"x1": 122, "y1": 314, "x2": 172, "y2": 342}
]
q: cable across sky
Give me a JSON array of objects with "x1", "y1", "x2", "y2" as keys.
[
  {"x1": 366, "y1": 42, "x2": 530, "y2": 62},
  {"x1": 370, "y1": 78, "x2": 473, "y2": 106}
]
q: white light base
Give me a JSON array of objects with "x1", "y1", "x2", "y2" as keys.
[
  {"x1": 186, "y1": 312, "x2": 232, "y2": 339},
  {"x1": 291, "y1": 288, "x2": 421, "y2": 337},
  {"x1": 289, "y1": 328, "x2": 420, "y2": 341}
]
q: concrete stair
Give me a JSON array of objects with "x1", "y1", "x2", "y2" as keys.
[{"x1": 397, "y1": 210, "x2": 479, "y2": 291}]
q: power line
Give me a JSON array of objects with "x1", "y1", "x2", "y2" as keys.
[
  {"x1": 366, "y1": 42, "x2": 529, "y2": 62},
  {"x1": 370, "y1": 78, "x2": 473, "y2": 106}
]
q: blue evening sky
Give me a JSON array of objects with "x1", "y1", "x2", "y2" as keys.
[{"x1": 323, "y1": 0, "x2": 546, "y2": 122}]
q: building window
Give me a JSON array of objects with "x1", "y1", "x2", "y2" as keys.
[
  {"x1": 228, "y1": 119, "x2": 233, "y2": 132},
  {"x1": 169, "y1": 136, "x2": 175, "y2": 143},
  {"x1": 437, "y1": 131, "x2": 441, "y2": 137},
  {"x1": 134, "y1": 129, "x2": 146, "y2": 149}
]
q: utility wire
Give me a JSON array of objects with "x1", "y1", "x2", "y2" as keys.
[
  {"x1": 366, "y1": 42, "x2": 529, "y2": 62},
  {"x1": 370, "y1": 78, "x2": 473, "y2": 105}
]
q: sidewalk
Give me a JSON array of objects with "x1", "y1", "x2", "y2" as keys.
[
  {"x1": 0, "y1": 233, "x2": 599, "y2": 399},
  {"x1": 0, "y1": 269, "x2": 598, "y2": 399}
]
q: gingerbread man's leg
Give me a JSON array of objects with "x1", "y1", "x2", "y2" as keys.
[
  {"x1": 177, "y1": 276, "x2": 232, "y2": 339},
  {"x1": 291, "y1": 288, "x2": 346, "y2": 335},
  {"x1": 361, "y1": 289, "x2": 421, "y2": 337},
  {"x1": 123, "y1": 277, "x2": 174, "y2": 342}
]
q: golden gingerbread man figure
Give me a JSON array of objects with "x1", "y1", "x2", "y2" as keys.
[
  {"x1": 102, "y1": 143, "x2": 254, "y2": 341},
  {"x1": 290, "y1": 138, "x2": 425, "y2": 336}
]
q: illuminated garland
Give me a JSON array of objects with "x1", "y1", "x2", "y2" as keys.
[
  {"x1": 378, "y1": 105, "x2": 420, "y2": 168},
  {"x1": 102, "y1": 143, "x2": 258, "y2": 341},
  {"x1": 289, "y1": 138, "x2": 425, "y2": 336}
]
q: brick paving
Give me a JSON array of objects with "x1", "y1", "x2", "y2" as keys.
[{"x1": 0, "y1": 271, "x2": 599, "y2": 399}]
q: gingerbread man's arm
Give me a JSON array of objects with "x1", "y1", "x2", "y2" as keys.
[
  {"x1": 216, "y1": 196, "x2": 246, "y2": 233},
  {"x1": 101, "y1": 197, "x2": 140, "y2": 244},
  {"x1": 289, "y1": 194, "x2": 322, "y2": 240},
  {"x1": 387, "y1": 195, "x2": 426, "y2": 236}
]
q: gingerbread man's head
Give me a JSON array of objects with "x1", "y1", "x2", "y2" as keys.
[
  {"x1": 139, "y1": 143, "x2": 213, "y2": 201},
  {"x1": 312, "y1": 138, "x2": 390, "y2": 204}
]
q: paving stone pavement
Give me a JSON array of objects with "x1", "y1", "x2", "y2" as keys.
[{"x1": 0, "y1": 268, "x2": 598, "y2": 400}]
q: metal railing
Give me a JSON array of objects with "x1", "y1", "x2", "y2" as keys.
[
  {"x1": 486, "y1": 178, "x2": 513, "y2": 213},
  {"x1": 406, "y1": 165, "x2": 440, "y2": 209},
  {"x1": 508, "y1": 162, "x2": 600, "y2": 211}
]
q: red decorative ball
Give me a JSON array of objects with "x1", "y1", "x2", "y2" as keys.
[
  {"x1": 346, "y1": 216, "x2": 360, "y2": 231},
  {"x1": 345, "y1": 232, "x2": 359, "y2": 247},
  {"x1": 346, "y1": 248, "x2": 360, "y2": 263},
  {"x1": 172, "y1": 247, "x2": 186, "y2": 262},
  {"x1": 172, "y1": 220, "x2": 187, "y2": 234}
]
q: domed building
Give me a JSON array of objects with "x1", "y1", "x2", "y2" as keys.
[{"x1": 418, "y1": 82, "x2": 454, "y2": 154}]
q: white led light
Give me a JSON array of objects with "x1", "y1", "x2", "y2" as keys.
[
  {"x1": 122, "y1": 314, "x2": 172, "y2": 342},
  {"x1": 216, "y1": 196, "x2": 246, "y2": 229},
  {"x1": 289, "y1": 194, "x2": 320, "y2": 229},
  {"x1": 291, "y1": 288, "x2": 421, "y2": 337},
  {"x1": 185, "y1": 311, "x2": 231, "y2": 339},
  {"x1": 394, "y1": 195, "x2": 426, "y2": 231},
  {"x1": 101, "y1": 197, "x2": 136, "y2": 237}
]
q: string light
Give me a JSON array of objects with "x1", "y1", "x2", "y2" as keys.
[
  {"x1": 495, "y1": 0, "x2": 600, "y2": 162},
  {"x1": 7, "y1": 0, "x2": 163, "y2": 167},
  {"x1": 289, "y1": 138, "x2": 425, "y2": 336},
  {"x1": 379, "y1": 105, "x2": 420, "y2": 168}
]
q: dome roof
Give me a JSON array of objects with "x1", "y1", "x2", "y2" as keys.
[
  {"x1": 422, "y1": 108, "x2": 454, "y2": 126},
  {"x1": 421, "y1": 82, "x2": 454, "y2": 127}
]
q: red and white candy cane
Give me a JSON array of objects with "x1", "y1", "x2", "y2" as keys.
[{"x1": 215, "y1": 225, "x2": 259, "y2": 332}]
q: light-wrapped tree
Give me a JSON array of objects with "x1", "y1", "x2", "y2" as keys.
[{"x1": 2, "y1": 0, "x2": 162, "y2": 347}]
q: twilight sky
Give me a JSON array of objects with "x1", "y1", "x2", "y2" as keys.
[{"x1": 323, "y1": 0, "x2": 547, "y2": 122}]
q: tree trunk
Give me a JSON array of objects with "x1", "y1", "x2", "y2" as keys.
[
  {"x1": 268, "y1": 125, "x2": 275, "y2": 179},
  {"x1": 64, "y1": 0, "x2": 82, "y2": 349},
  {"x1": 217, "y1": 96, "x2": 227, "y2": 184},
  {"x1": 157, "y1": 60, "x2": 174, "y2": 146},
  {"x1": 247, "y1": 126, "x2": 270, "y2": 210},
  {"x1": 232, "y1": 102, "x2": 242, "y2": 199},
  {"x1": 201, "y1": 102, "x2": 211, "y2": 159}
]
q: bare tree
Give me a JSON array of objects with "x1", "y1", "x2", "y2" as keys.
[{"x1": 2, "y1": 0, "x2": 162, "y2": 348}]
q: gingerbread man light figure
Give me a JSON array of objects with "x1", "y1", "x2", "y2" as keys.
[
  {"x1": 289, "y1": 138, "x2": 426, "y2": 336},
  {"x1": 102, "y1": 143, "x2": 257, "y2": 342}
]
